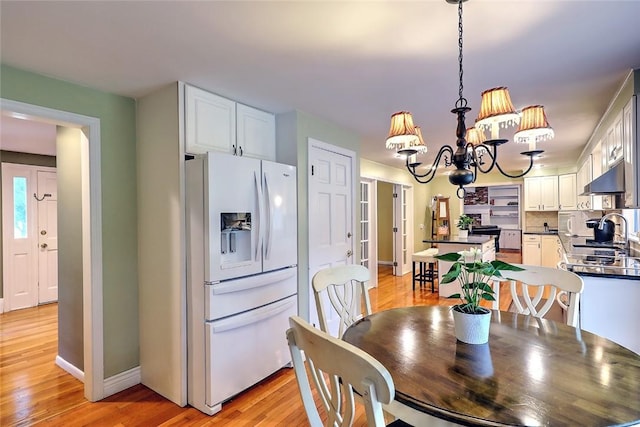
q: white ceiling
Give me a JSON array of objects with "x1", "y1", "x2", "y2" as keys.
[{"x1": 2, "y1": 0, "x2": 640, "y2": 173}]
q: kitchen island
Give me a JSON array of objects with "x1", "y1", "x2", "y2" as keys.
[
  {"x1": 422, "y1": 235, "x2": 495, "y2": 297},
  {"x1": 558, "y1": 233, "x2": 640, "y2": 355}
]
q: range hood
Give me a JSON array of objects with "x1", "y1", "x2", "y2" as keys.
[{"x1": 581, "y1": 162, "x2": 625, "y2": 195}]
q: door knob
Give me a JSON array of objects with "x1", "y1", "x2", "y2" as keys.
[
  {"x1": 40, "y1": 243, "x2": 48, "y2": 249},
  {"x1": 346, "y1": 250, "x2": 353, "y2": 258},
  {"x1": 347, "y1": 232, "x2": 352, "y2": 238}
]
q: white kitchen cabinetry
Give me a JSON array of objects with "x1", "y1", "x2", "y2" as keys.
[
  {"x1": 236, "y1": 103, "x2": 276, "y2": 160},
  {"x1": 185, "y1": 84, "x2": 275, "y2": 160},
  {"x1": 623, "y1": 96, "x2": 637, "y2": 207},
  {"x1": 522, "y1": 235, "x2": 541, "y2": 265},
  {"x1": 540, "y1": 235, "x2": 561, "y2": 267},
  {"x1": 581, "y1": 276, "x2": 640, "y2": 355},
  {"x1": 522, "y1": 234, "x2": 560, "y2": 266},
  {"x1": 185, "y1": 85, "x2": 236, "y2": 155},
  {"x1": 558, "y1": 173, "x2": 577, "y2": 210},
  {"x1": 576, "y1": 157, "x2": 592, "y2": 210},
  {"x1": 606, "y1": 111, "x2": 624, "y2": 168},
  {"x1": 499, "y1": 229, "x2": 521, "y2": 250},
  {"x1": 524, "y1": 176, "x2": 558, "y2": 211}
]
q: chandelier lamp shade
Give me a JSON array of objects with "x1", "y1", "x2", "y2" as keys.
[
  {"x1": 385, "y1": 0, "x2": 548, "y2": 198},
  {"x1": 514, "y1": 105, "x2": 555, "y2": 146}
]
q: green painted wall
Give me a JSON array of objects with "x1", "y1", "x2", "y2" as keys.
[
  {"x1": 276, "y1": 110, "x2": 361, "y2": 321},
  {"x1": 1, "y1": 64, "x2": 138, "y2": 378},
  {"x1": 377, "y1": 182, "x2": 393, "y2": 262}
]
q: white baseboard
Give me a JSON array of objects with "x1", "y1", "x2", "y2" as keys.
[
  {"x1": 56, "y1": 355, "x2": 85, "y2": 382},
  {"x1": 55, "y1": 356, "x2": 140, "y2": 399},
  {"x1": 378, "y1": 261, "x2": 393, "y2": 266},
  {"x1": 0, "y1": 298, "x2": 4, "y2": 313},
  {"x1": 103, "y1": 366, "x2": 141, "y2": 398}
]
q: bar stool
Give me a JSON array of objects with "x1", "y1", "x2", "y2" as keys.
[{"x1": 412, "y1": 248, "x2": 439, "y2": 292}]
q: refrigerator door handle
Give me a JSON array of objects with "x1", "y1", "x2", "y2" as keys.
[
  {"x1": 263, "y1": 172, "x2": 273, "y2": 260},
  {"x1": 255, "y1": 171, "x2": 264, "y2": 262}
]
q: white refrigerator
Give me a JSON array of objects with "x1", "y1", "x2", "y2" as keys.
[{"x1": 186, "y1": 152, "x2": 298, "y2": 415}]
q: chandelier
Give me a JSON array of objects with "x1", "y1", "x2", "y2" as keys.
[{"x1": 385, "y1": 0, "x2": 550, "y2": 198}]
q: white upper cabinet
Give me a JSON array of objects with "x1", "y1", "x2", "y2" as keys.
[
  {"x1": 606, "y1": 111, "x2": 624, "y2": 167},
  {"x1": 236, "y1": 103, "x2": 276, "y2": 161},
  {"x1": 184, "y1": 84, "x2": 275, "y2": 161},
  {"x1": 524, "y1": 176, "x2": 558, "y2": 211},
  {"x1": 185, "y1": 85, "x2": 236, "y2": 155},
  {"x1": 558, "y1": 173, "x2": 577, "y2": 211}
]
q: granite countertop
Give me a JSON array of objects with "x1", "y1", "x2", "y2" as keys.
[
  {"x1": 523, "y1": 227, "x2": 559, "y2": 235},
  {"x1": 558, "y1": 234, "x2": 640, "y2": 279},
  {"x1": 422, "y1": 235, "x2": 493, "y2": 245}
]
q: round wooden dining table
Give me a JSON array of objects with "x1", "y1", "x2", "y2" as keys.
[{"x1": 342, "y1": 306, "x2": 640, "y2": 427}]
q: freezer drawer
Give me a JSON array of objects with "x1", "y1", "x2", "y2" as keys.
[
  {"x1": 205, "y1": 267, "x2": 297, "y2": 321},
  {"x1": 205, "y1": 294, "x2": 296, "y2": 408}
]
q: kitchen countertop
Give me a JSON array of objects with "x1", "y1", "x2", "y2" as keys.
[
  {"x1": 523, "y1": 227, "x2": 559, "y2": 235},
  {"x1": 422, "y1": 235, "x2": 493, "y2": 245},
  {"x1": 558, "y1": 233, "x2": 640, "y2": 279}
]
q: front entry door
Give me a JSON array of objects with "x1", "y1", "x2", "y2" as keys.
[
  {"x1": 308, "y1": 139, "x2": 355, "y2": 335},
  {"x1": 37, "y1": 170, "x2": 58, "y2": 304},
  {"x1": 1, "y1": 163, "x2": 57, "y2": 311}
]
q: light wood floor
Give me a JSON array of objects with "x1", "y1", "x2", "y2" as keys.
[{"x1": 0, "y1": 251, "x2": 520, "y2": 426}]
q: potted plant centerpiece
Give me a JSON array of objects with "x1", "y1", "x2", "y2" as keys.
[
  {"x1": 435, "y1": 247, "x2": 524, "y2": 344},
  {"x1": 457, "y1": 214, "x2": 473, "y2": 239}
]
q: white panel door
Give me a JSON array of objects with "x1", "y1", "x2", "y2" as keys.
[
  {"x1": 2, "y1": 163, "x2": 38, "y2": 311},
  {"x1": 308, "y1": 141, "x2": 354, "y2": 335},
  {"x1": 37, "y1": 170, "x2": 58, "y2": 304}
]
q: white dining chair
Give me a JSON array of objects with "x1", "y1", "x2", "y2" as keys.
[
  {"x1": 286, "y1": 316, "x2": 411, "y2": 427},
  {"x1": 502, "y1": 264, "x2": 584, "y2": 328},
  {"x1": 312, "y1": 264, "x2": 372, "y2": 338}
]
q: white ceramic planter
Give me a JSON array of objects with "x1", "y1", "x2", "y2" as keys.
[
  {"x1": 458, "y1": 229, "x2": 469, "y2": 239},
  {"x1": 452, "y1": 307, "x2": 491, "y2": 344}
]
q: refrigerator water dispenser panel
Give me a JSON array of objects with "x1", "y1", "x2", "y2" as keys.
[{"x1": 220, "y1": 212, "x2": 252, "y2": 265}]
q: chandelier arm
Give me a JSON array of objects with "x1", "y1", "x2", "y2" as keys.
[
  {"x1": 405, "y1": 145, "x2": 454, "y2": 183},
  {"x1": 492, "y1": 154, "x2": 538, "y2": 179},
  {"x1": 470, "y1": 143, "x2": 498, "y2": 174}
]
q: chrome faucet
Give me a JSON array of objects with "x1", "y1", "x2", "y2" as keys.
[{"x1": 599, "y1": 212, "x2": 628, "y2": 251}]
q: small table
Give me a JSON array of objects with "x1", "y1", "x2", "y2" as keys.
[{"x1": 342, "y1": 306, "x2": 640, "y2": 427}]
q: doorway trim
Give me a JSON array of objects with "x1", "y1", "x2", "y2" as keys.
[
  {"x1": 1, "y1": 98, "x2": 104, "y2": 402},
  {"x1": 361, "y1": 175, "x2": 414, "y2": 278}
]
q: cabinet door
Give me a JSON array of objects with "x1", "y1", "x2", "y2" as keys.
[
  {"x1": 185, "y1": 85, "x2": 236, "y2": 155},
  {"x1": 524, "y1": 178, "x2": 541, "y2": 211},
  {"x1": 522, "y1": 235, "x2": 541, "y2": 265},
  {"x1": 558, "y1": 174, "x2": 577, "y2": 210},
  {"x1": 540, "y1": 176, "x2": 559, "y2": 210},
  {"x1": 623, "y1": 97, "x2": 637, "y2": 208},
  {"x1": 541, "y1": 236, "x2": 560, "y2": 268},
  {"x1": 607, "y1": 112, "x2": 624, "y2": 167},
  {"x1": 236, "y1": 103, "x2": 276, "y2": 161}
]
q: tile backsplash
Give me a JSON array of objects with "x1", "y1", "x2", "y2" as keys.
[{"x1": 524, "y1": 211, "x2": 559, "y2": 230}]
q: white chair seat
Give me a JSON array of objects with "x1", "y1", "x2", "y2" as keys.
[{"x1": 412, "y1": 248, "x2": 439, "y2": 292}]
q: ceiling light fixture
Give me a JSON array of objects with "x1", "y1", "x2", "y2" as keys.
[
  {"x1": 385, "y1": 0, "x2": 544, "y2": 198},
  {"x1": 514, "y1": 105, "x2": 555, "y2": 147}
]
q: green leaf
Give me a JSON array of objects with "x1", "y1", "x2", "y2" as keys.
[
  {"x1": 434, "y1": 252, "x2": 462, "y2": 262},
  {"x1": 482, "y1": 293, "x2": 496, "y2": 301},
  {"x1": 441, "y1": 263, "x2": 462, "y2": 284},
  {"x1": 490, "y1": 260, "x2": 525, "y2": 271},
  {"x1": 448, "y1": 293, "x2": 461, "y2": 299}
]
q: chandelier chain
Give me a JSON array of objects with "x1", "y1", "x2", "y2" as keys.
[{"x1": 456, "y1": 0, "x2": 467, "y2": 108}]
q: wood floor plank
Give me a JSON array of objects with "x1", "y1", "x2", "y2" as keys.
[{"x1": 0, "y1": 255, "x2": 521, "y2": 426}]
